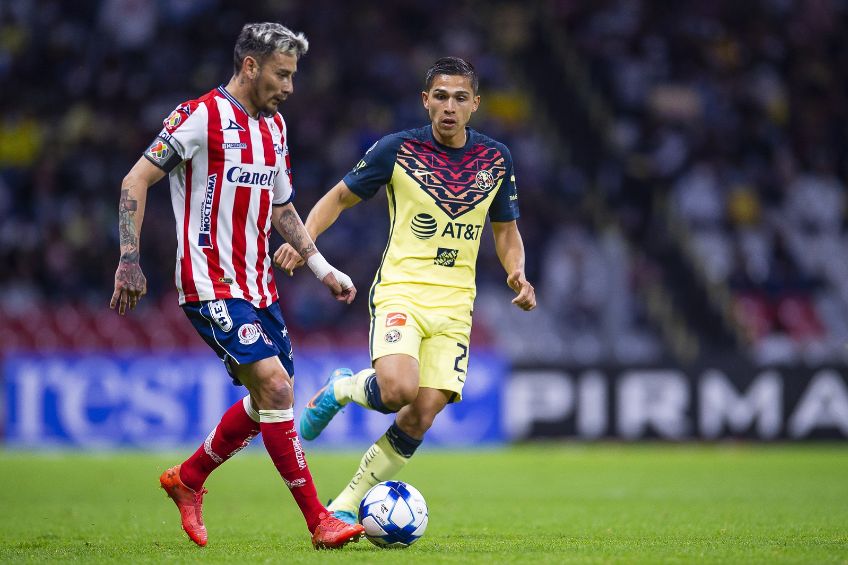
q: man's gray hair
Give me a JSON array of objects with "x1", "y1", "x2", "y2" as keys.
[{"x1": 233, "y1": 22, "x2": 309, "y2": 73}]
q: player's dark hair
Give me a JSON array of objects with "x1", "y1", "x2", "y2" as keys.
[
  {"x1": 233, "y1": 22, "x2": 309, "y2": 74},
  {"x1": 424, "y1": 57, "x2": 478, "y2": 94}
]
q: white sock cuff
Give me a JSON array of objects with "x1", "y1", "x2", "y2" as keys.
[
  {"x1": 242, "y1": 395, "x2": 261, "y2": 423},
  {"x1": 258, "y1": 408, "x2": 294, "y2": 423},
  {"x1": 354, "y1": 368, "x2": 376, "y2": 379}
]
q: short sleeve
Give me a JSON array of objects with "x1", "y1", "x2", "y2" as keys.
[
  {"x1": 273, "y1": 118, "x2": 294, "y2": 205},
  {"x1": 143, "y1": 102, "x2": 205, "y2": 173},
  {"x1": 488, "y1": 145, "x2": 520, "y2": 222},
  {"x1": 342, "y1": 133, "x2": 405, "y2": 200}
]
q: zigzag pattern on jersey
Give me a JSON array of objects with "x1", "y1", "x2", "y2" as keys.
[{"x1": 396, "y1": 140, "x2": 506, "y2": 219}]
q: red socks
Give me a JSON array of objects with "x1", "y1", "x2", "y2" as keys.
[
  {"x1": 260, "y1": 418, "x2": 326, "y2": 532},
  {"x1": 178, "y1": 398, "x2": 326, "y2": 533},
  {"x1": 180, "y1": 397, "x2": 260, "y2": 492}
]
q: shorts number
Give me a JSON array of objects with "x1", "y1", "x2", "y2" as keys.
[{"x1": 453, "y1": 342, "x2": 468, "y2": 373}]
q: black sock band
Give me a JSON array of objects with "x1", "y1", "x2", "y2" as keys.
[
  {"x1": 365, "y1": 373, "x2": 395, "y2": 414},
  {"x1": 385, "y1": 422, "x2": 422, "y2": 458}
]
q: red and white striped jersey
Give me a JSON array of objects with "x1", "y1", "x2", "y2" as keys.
[{"x1": 143, "y1": 86, "x2": 293, "y2": 307}]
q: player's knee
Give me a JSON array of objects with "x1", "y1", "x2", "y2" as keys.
[
  {"x1": 254, "y1": 375, "x2": 293, "y2": 409},
  {"x1": 398, "y1": 411, "x2": 435, "y2": 437},
  {"x1": 381, "y1": 379, "x2": 418, "y2": 411}
]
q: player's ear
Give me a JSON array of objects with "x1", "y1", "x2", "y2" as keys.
[
  {"x1": 421, "y1": 91, "x2": 430, "y2": 110},
  {"x1": 472, "y1": 95, "x2": 480, "y2": 112},
  {"x1": 243, "y1": 56, "x2": 258, "y2": 79}
]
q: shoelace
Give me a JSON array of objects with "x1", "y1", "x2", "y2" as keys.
[{"x1": 193, "y1": 488, "x2": 209, "y2": 503}]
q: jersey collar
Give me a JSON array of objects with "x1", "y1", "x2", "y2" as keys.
[
  {"x1": 217, "y1": 85, "x2": 253, "y2": 119},
  {"x1": 428, "y1": 125, "x2": 472, "y2": 154}
]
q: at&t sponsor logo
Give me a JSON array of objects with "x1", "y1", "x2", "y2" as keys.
[
  {"x1": 410, "y1": 213, "x2": 482, "y2": 241},
  {"x1": 442, "y1": 222, "x2": 482, "y2": 240},
  {"x1": 411, "y1": 213, "x2": 437, "y2": 239}
]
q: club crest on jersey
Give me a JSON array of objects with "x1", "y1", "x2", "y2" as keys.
[
  {"x1": 209, "y1": 300, "x2": 233, "y2": 332},
  {"x1": 198, "y1": 173, "x2": 217, "y2": 248},
  {"x1": 222, "y1": 119, "x2": 245, "y2": 132},
  {"x1": 396, "y1": 141, "x2": 507, "y2": 219},
  {"x1": 384, "y1": 329, "x2": 402, "y2": 343},
  {"x1": 475, "y1": 169, "x2": 495, "y2": 191},
  {"x1": 386, "y1": 312, "x2": 407, "y2": 327}
]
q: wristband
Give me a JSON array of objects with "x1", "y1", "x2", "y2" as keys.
[
  {"x1": 332, "y1": 268, "x2": 353, "y2": 290},
  {"x1": 306, "y1": 252, "x2": 333, "y2": 280}
]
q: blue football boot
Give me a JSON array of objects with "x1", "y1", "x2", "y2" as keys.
[
  {"x1": 331, "y1": 509, "x2": 358, "y2": 525},
  {"x1": 299, "y1": 368, "x2": 351, "y2": 440}
]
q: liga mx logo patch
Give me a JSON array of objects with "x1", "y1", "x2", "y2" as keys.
[
  {"x1": 145, "y1": 140, "x2": 171, "y2": 166},
  {"x1": 163, "y1": 103, "x2": 193, "y2": 133}
]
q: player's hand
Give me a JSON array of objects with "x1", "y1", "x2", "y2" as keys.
[
  {"x1": 273, "y1": 243, "x2": 305, "y2": 275},
  {"x1": 321, "y1": 269, "x2": 357, "y2": 304},
  {"x1": 110, "y1": 261, "x2": 147, "y2": 315},
  {"x1": 507, "y1": 270, "x2": 536, "y2": 311}
]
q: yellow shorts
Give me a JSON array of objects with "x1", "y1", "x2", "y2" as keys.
[{"x1": 369, "y1": 301, "x2": 472, "y2": 402}]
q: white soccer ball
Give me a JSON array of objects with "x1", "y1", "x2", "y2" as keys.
[{"x1": 358, "y1": 480, "x2": 428, "y2": 548}]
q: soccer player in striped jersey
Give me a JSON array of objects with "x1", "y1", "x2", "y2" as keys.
[
  {"x1": 110, "y1": 23, "x2": 364, "y2": 549},
  {"x1": 275, "y1": 57, "x2": 537, "y2": 522}
]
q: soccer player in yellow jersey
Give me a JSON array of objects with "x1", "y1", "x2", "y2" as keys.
[{"x1": 274, "y1": 57, "x2": 536, "y2": 522}]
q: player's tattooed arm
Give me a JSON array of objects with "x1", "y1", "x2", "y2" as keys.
[
  {"x1": 111, "y1": 157, "x2": 163, "y2": 315},
  {"x1": 273, "y1": 181, "x2": 362, "y2": 275},
  {"x1": 118, "y1": 189, "x2": 140, "y2": 263},
  {"x1": 273, "y1": 203, "x2": 317, "y2": 259},
  {"x1": 271, "y1": 202, "x2": 357, "y2": 304}
]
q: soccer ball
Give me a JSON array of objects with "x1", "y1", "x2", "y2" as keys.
[{"x1": 358, "y1": 480, "x2": 428, "y2": 547}]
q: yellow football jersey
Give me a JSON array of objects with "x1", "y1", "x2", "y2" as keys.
[{"x1": 343, "y1": 126, "x2": 520, "y2": 313}]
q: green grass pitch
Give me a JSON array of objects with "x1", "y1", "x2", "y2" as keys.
[{"x1": 1, "y1": 445, "x2": 846, "y2": 563}]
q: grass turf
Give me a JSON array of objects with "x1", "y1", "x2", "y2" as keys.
[{"x1": 0, "y1": 445, "x2": 846, "y2": 563}]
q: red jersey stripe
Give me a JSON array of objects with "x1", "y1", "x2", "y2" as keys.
[
  {"x1": 258, "y1": 119, "x2": 275, "y2": 167},
  {"x1": 255, "y1": 189, "x2": 272, "y2": 307},
  {"x1": 180, "y1": 158, "x2": 198, "y2": 300},
  {"x1": 230, "y1": 185, "x2": 253, "y2": 302}
]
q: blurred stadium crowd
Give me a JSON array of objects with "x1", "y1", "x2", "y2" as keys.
[
  {"x1": 1, "y1": 0, "x2": 846, "y2": 365},
  {"x1": 556, "y1": 0, "x2": 848, "y2": 363}
]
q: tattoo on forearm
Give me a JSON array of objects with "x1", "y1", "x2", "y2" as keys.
[
  {"x1": 278, "y1": 208, "x2": 316, "y2": 257},
  {"x1": 119, "y1": 188, "x2": 140, "y2": 264}
]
